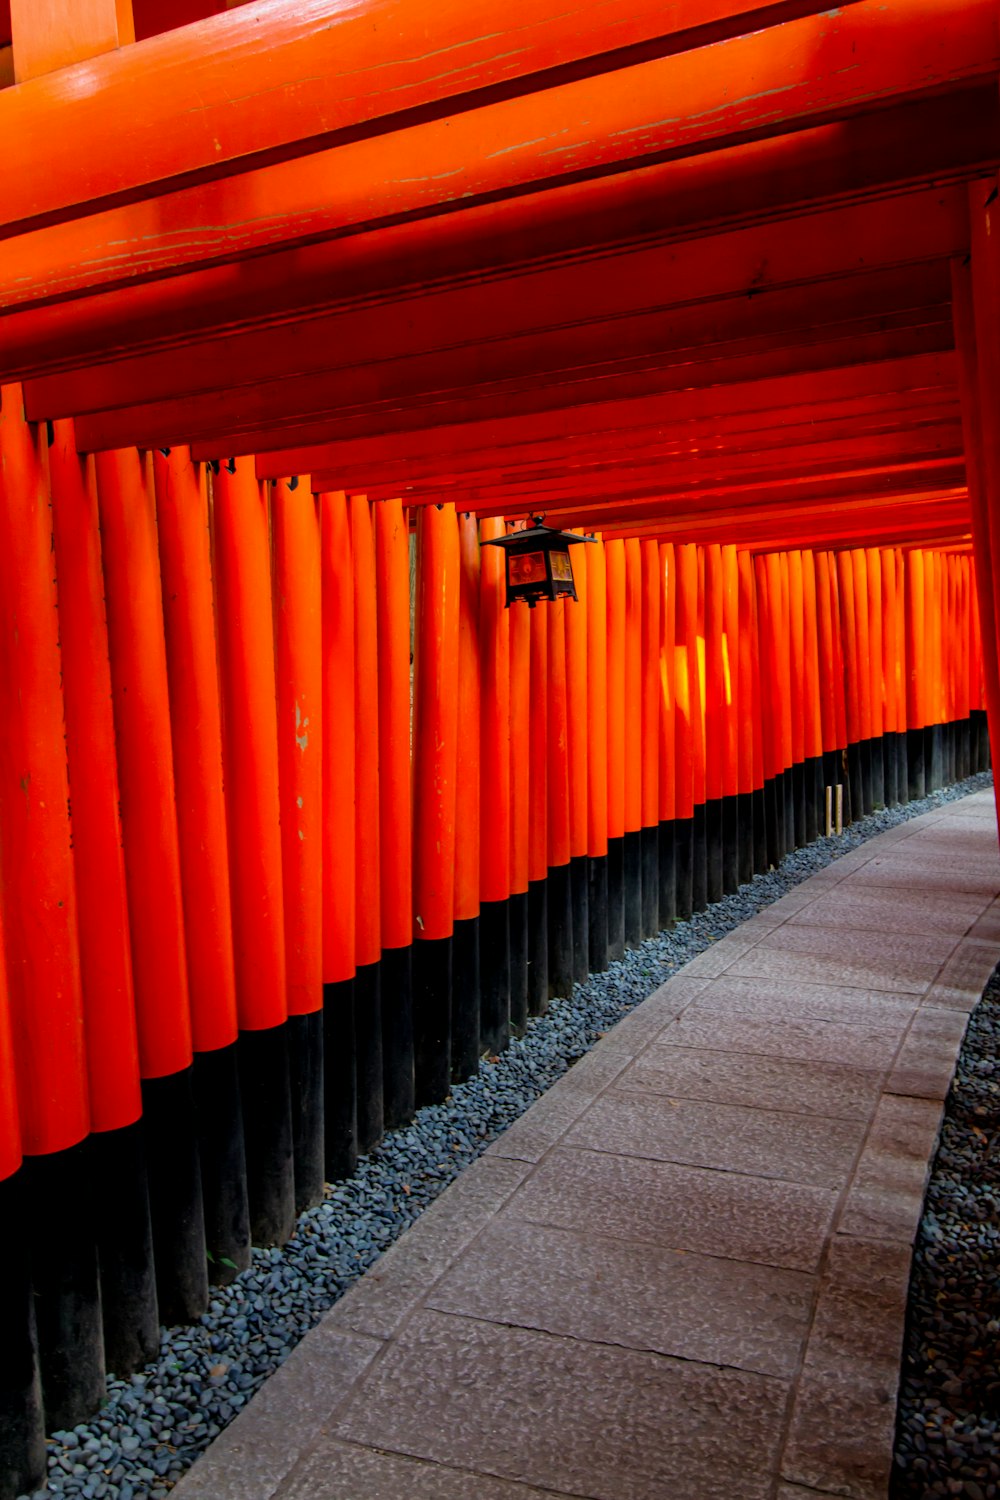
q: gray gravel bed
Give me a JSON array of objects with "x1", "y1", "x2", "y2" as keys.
[
  {"x1": 893, "y1": 951, "x2": 1000, "y2": 1500},
  {"x1": 22, "y1": 770, "x2": 993, "y2": 1500}
]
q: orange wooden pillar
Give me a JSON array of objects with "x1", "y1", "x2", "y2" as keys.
[
  {"x1": 154, "y1": 445, "x2": 248, "y2": 1285},
  {"x1": 567, "y1": 538, "x2": 591, "y2": 970},
  {"x1": 272, "y1": 478, "x2": 324, "y2": 1208},
  {"x1": 480, "y1": 516, "x2": 512, "y2": 1045},
  {"x1": 755, "y1": 553, "x2": 783, "y2": 865},
  {"x1": 349, "y1": 494, "x2": 384, "y2": 1153},
  {"x1": 673, "y1": 543, "x2": 698, "y2": 915},
  {"x1": 776, "y1": 552, "x2": 795, "y2": 849},
  {"x1": 737, "y1": 549, "x2": 764, "y2": 878},
  {"x1": 691, "y1": 546, "x2": 709, "y2": 909},
  {"x1": 879, "y1": 547, "x2": 902, "y2": 806},
  {"x1": 787, "y1": 550, "x2": 807, "y2": 846},
  {"x1": 547, "y1": 593, "x2": 574, "y2": 994},
  {"x1": 0, "y1": 894, "x2": 41, "y2": 1500},
  {"x1": 623, "y1": 539, "x2": 644, "y2": 943},
  {"x1": 51, "y1": 423, "x2": 158, "y2": 1373},
  {"x1": 803, "y1": 549, "x2": 827, "y2": 840},
  {"x1": 212, "y1": 457, "x2": 293, "y2": 1248},
  {"x1": 453, "y1": 512, "x2": 483, "y2": 1065},
  {"x1": 639, "y1": 538, "x2": 661, "y2": 933},
  {"x1": 829, "y1": 552, "x2": 851, "y2": 811},
  {"x1": 865, "y1": 547, "x2": 887, "y2": 807},
  {"x1": 509, "y1": 576, "x2": 531, "y2": 1030},
  {"x1": 924, "y1": 550, "x2": 946, "y2": 791},
  {"x1": 319, "y1": 490, "x2": 358, "y2": 1176},
  {"x1": 720, "y1": 545, "x2": 741, "y2": 890},
  {"x1": 605, "y1": 539, "x2": 627, "y2": 956},
  {"x1": 836, "y1": 549, "x2": 865, "y2": 822},
  {"x1": 904, "y1": 547, "x2": 927, "y2": 799},
  {"x1": 375, "y1": 497, "x2": 416, "y2": 1123},
  {"x1": 658, "y1": 542, "x2": 678, "y2": 919},
  {"x1": 704, "y1": 543, "x2": 726, "y2": 902},
  {"x1": 588, "y1": 537, "x2": 611, "y2": 967},
  {"x1": 814, "y1": 550, "x2": 840, "y2": 817},
  {"x1": 0, "y1": 392, "x2": 98, "y2": 1440},
  {"x1": 97, "y1": 444, "x2": 211, "y2": 1321},
  {"x1": 412, "y1": 502, "x2": 460, "y2": 1102},
  {"x1": 528, "y1": 597, "x2": 552, "y2": 1005}
]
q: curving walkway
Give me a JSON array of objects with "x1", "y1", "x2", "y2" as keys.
[{"x1": 173, "y1": 792, "x2": 1000, "y2": 1500}]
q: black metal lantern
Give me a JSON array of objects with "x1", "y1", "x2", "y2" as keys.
[{"x1": 482, "y1": 517, "x2": 595, "y2": 608}]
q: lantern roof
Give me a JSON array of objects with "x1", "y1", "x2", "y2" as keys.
[{"x1": 481, "y1": 520, "x2": 597, "y2": 553}]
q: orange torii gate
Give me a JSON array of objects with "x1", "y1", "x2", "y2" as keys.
[{"x1": 0, "y1": 1, "x2": 999, "y2": 1494}]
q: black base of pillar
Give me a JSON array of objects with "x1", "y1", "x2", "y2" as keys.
[
  {"x1": 881, "y1": 734, "x2": 897, "y2": 808},
  {"x1": 906, "y1": 726, "x2": 926, "y2": 800},
  {"x1": 323, "y1": 977, "x2": 357, "y2": 1181},
  {"x1": 547, "y1": 863, "x2": 574, "y2": 999},
  {"x1": 869, "y1": 733, "x2": 885, "y2": 809},
  {"x1": 588, "y1": 854, "x2": 610, "y2": 974},
  {"x1": 751, "y1": 787, "x2": 767, "y2": 875},
  {"x1": 354, "y1": 960, "x2": 383, "y2": 1156},
  {"x1": 90, "y1": 1120, "x2": 160, "y2": 1374},
  {"x1": 0, "y1": 1171, "x2": 45, "y2": 1500},
  {"x1": 704, "y1": 798, "x2": 723, "y2": 905},
  {"x1": 792, "y1": 761, "x2": 807, "y2": 850},
  {"x1": 973, "y1": 708, "x2": 991, "y2": 771},
  {"x1": 957, "y1": 718, "x2": 971, "y2": 782},
  {"x1": 570, "y1": 855, "x2": 590, "y2": 982},
  {"x1": 606, "y1": 837, "x2": 625, "y2": 961},
  {"x1": 480, "y1": 898, "x2": 511, "y2": 1055},
  {"x1": 721, "y1": 793, "x2": 740, "y2": 895},
  {"x1": 509, "y1": 891, "x2": 529, "y2": 1037},
  {"x1": 928, "y1": 722, "x2": 946, "y2": 792},
  {"x1": 237, "y1": 1028, "x2": 295, "y2": 1247},
  {"x1": 413, "y1": 935, "x2": 451, "y2": 1105},
  {"x1": 381, "y1": 944, "x2": 415, "y2": 1130},
  {"x1": 691, "y1": 804, "x2": 708, "y2": 912},
  {"x1": 23, "y1": 1139, "x2": 105, "y2": 1431},
  {"x1": 847, "y1": 743, "x2": 864, "y2": 826},
  {"x1": 640, "y1": 827, "x2": 659, "y2": 937},
  {"x1": 143, "y1": 1066, "x2": 210, "y2": 1322},
  {"x1": 892, "y1": 731, "x2": 908, "y2": 805},
  {"x1": 192, "y1": 1044, "x2": 250, "y2": 1285},
  {"x1": 781, "y1": 767, "x2": 795, "y2": 852},
  {"x1": 623, "y1": 830, "x2": 643, "y2": 947},
  {"x1": 527, "y1": 879, "x2": 549, "y2": 1015},
  {"x1": 804, "y1": 757, "x2": 822, "y2": 844},
  {"x1": 764, "y1": 777, "x2": 780, "y2": 869},
  {"x1": 451, "y1": 916, "x2": 481, "y2": 1082},
  {"x1": 658, "y1": 821, "x2": 677, "y2": 928},
  {"x1": 674, "y1": 816, "x2": 694, "y2": 918},
  {"x1": 735, "y1": 790, "x2": 752, "y2": 884},
  {"x1": 288, "y1": 1009, "x2": 325, "y2": 1213}
]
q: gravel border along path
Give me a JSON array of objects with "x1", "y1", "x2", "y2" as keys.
[{"x1": 22, "y1": 770, "x2": 994, "y2": 1500}]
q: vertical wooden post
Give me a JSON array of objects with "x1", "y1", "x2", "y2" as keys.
[
  {"x1": 801, "y1": 550, "x2": 824, "y2": 839},
  {"x1": 691, "y1": 546, "x2": 709, "y2": 910},
  {"x1": 566, "y1": 540, "x2": 591, "y2": 975},
  {"x1": 719, "y1": 544, "x2": 741, "y2": 890},
  {"x1": 704, "y1": 543, "x2": 725, "y2": 903},
  {"x1": 737, "y1": 549, "x2": 762, "y2": 877},
  {"x1": 605, "y1": 539, "x2": 627, "y2": 955},
  {"x1": 547, "y1": 595, "x2": 573, "y2": 994},
  {"x1": 453, "y1": 513, "x2": 482, "y2": 1067},
  {"x1": 350, "y1": 494, "x2": 384, "y2": 1153},
  {"x1": 0, "y1": 391, "x2": 98, "y2": 1445},
  {"x1": 776, "y1": 551, "x2": 795, "y2": 849},
  {"x1": 273, "y1": 478, "x2": 325, "y2": 1208},
  {"x1": 673, "y1": 543, "x2": 697, "y2": 914},
  {"x1": 639, "y1": 539, "x2": 660, "y2": 934},
  {"x1": 412, "y1": 503, "x2": 460, "y2": 1100},
  {"x1": 10, "y1": 0, "x2": 133, "y2": 82},
  {"x1": 528, "y1": 601, "x2": 551, "y2": 1006},
  {"x1": 375, "y1": 498, "x2": 416, "y2": 1122},
  {"x1": 479, "y1": 516, "x2": 512, "y2": 1047},
  {"x1": 755, "y1": 554, "x2": 781, "y2": 865},
  {"x1": 904, "y1": 548, "x2": 927, "y2": 799},
  {"x1": 659, "y1": 542, "x2": 678, "y2": 920},
  {"x1": 213, "y1": 458, "x2": 293, "y2": 1247},
  {"x1": 52, "y1": 425, "x2": 157, "y2": 1371},
  {"x1": 508, "y1": 587, "x2": 531, "y2": 1031},
  {"x1": 623, "y1": 539, "x2": 643, "y2": 942},
  {"x1": 787, "y1": 550, "x2": 807, "y2": 844},
  {"x1": 319, "y1": 490, "x2": 357, "y2": 1175},
  {"x1": 588, "y1": 538, "x2": 610, "y2": 968}
]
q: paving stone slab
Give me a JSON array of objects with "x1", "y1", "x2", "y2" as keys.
[
  {"x1": 782, "y1": 1367, "x2": 899, "y2": 1500},
  {"x1": 324, "y1": 1156, "x2": 532, "y2": 1340},
  {"x1": 683, "y1": 974, "x2": 917, "y2": 1032},
  {"x1": 656, "y1": 1007, "x2": 902, "y2": 1069},
  {"x1": 724, "y1": 940, "x2": 947, "y2": 995},
  {"x1": 731, "y1": 923, "x2": 959, "y2": 991},
  {"x1": 330, "y1": 1310, "x2": 789, "y2": 1500},
  {"x1": 843, "y1": 857, "x2": 1000, "y2": 899},
  {"x1": 619, "y1": 1044, "x2": 884, "y2": 1121},
  {"x1": 279, "y1": 1440, "x2": 585, "y2": 1500},
  {"x1": 837, "y1": 1092, "x2": 943, "y2": 1243},
  {"x1": 679, "y1": 933, "x2": 762, "y2": 976},
  {"x1": 484, "y1": 1043, "x2": 634, "y2": 1162},
  {"x1": 426, "y1": 1216, "x2": 814, "y2": 1378},
  {"x1": 564, "y1": 1088, "x2": 866, "y2": 1187},
  {"x1": 506, "y1": 1146, "x2": 837, "y2": 1271},
  {"x1": 923, "y1": 937, "x2": 1000, "y2": 1011},
  {"x1": 170, "y1": 1415, "x2": 307, "y2": 1500},
  {"x1": 886, "y1": 1006, "x2": 969, "y2": 1100},
  {"x1": 784, "y1": 884, "x2": 989, "y2": 937}
]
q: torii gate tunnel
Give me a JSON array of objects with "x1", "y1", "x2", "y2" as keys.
[{"x1": 2, "y1": 0, "x2": 1000, "y2": 1493}]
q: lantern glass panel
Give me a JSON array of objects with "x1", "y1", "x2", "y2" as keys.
[
  {"x1": 550, "y1": 550, "x2": 574, "y2": 582},
  {"x1": 509, "y1": 550, "x2": 547, "y2": 585}
]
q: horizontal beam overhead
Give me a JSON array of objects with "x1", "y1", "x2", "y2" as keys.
[
  {"x1": 3, "y1": 0, "x2": 995, "y2": 312},
  {"x1": 22, "y1": 185, "x2": 970, "y2": 423}
]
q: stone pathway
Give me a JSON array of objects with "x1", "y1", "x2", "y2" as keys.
[{"x1": 173, "y1": 792, "x2": 1000, "y2": 1500}]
